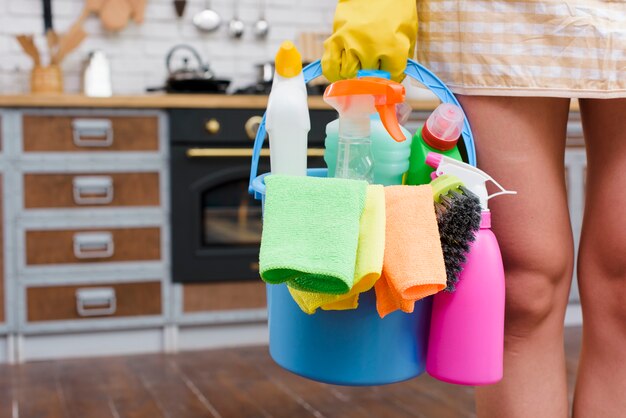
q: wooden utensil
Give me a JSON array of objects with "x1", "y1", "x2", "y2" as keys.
[
  {"x1": 100, "y1": 0, "x2": 132, "y2": 32},
  {"x1": 73, "y1": 0, "x2": 105, "y2": 26},
  {"x1": 52, "y1": 25, "x2": 87, "y2": 64},
  {"x1": 16, "y1": 35, "x2": 41, "y2": 66},
  {"x1": 128, "y1": 0, "x2": 147, "y2": 23},
  {"x1": 46, "y1": 29, "x2": 58, "y2": 56}
]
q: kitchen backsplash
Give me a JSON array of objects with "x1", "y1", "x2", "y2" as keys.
[{"x1": 0, "y1": 0, "x2": 336, "y2": 94}]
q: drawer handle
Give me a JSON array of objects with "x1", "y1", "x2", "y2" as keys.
[
  {"x1": 73, "y1": 232, "x2": 115, "y2": 259},
  {"x1": 72, "y1": 119, "x2": 114, "y2": 147},
  {"x1": 75, "y1": 287, "x2": 117, "y2": 317},
  {"x1": 72, "y1": 176, "x2": 114, "y2": 205}
]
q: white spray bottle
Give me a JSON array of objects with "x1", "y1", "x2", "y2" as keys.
[
  {"x1": 266, "y1": 41, "x2": 310, "y2": 176},
  {"x1": 323, "y1": 77, "x2": 407, "y2": 182}
]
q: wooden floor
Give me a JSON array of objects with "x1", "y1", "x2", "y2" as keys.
[{"x1": 0, "y1": 327, "x2": 582, "y2": 418}]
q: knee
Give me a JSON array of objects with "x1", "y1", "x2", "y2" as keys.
[
  {"x1": 578, "y1": 229, "x2": 626, "y2": 323},
  {"x1": 579, "y1": 228, "x2": 626, "y2": 282},
  {"x1": 502, "y1": 242, "x2": 574, "y2": 337}
]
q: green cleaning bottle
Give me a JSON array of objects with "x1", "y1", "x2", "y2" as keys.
[
  {"x1": 405, "y1": 103, "x2": 464, "y2": 185},
  {"x1": 324, "y1": 70, "x2": 412, "y2": 186}
]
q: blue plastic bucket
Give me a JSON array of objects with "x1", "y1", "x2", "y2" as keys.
[{"x1": 249, "y1": 60, "x2": 476, "y2": 386}]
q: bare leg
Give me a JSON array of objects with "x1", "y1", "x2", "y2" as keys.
[
  {"x1": 457, "y1": 95, "x2": 574, "y2": 418},
  {"x1": 573, "y1": 98, "x2": 626, "y2": 416}
]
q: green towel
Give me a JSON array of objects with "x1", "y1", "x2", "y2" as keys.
[{"x1": 260, "y1": 175, "x2": 367, "y2": 295}]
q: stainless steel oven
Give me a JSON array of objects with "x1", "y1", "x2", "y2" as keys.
[{"x1": 170, "y1": 108, "x2": 335, "y2": 283}]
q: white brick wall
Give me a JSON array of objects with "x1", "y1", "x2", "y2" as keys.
[{"x1": 0, "y1": 0, "x2": 336, "y2": 94}]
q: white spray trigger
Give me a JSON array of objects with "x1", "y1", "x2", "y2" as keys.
[
  {"x1": 427, "y1": 152, "x2": 516, "y2": 211},
  {"x1": 485, "y1": 177, "x2": 517, "y2": 201}
]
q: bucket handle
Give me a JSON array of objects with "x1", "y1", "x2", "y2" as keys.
[{"x1": 248, "y1": 59, "x2": 476, "y2": 195}]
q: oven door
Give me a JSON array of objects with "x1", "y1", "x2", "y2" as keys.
[{"x1": 171, "y1": 146, "x2": 326, "y2": 283}]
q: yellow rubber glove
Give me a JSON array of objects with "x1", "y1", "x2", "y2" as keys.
[{"x1": 322, "y1": 0, "x2": 418, "y2": 82}]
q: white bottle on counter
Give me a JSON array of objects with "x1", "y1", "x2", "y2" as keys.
[
  {"x1": 265, "y1": 41, "x2": 310, "y2": 176},
  {"x1": 83, "y1": 50, "x2": 113, "y2": 97}
]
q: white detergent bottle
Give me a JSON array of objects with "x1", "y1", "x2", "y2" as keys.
[{"x1": 266, "y1": 41, "x2": 310, "y2": 176}]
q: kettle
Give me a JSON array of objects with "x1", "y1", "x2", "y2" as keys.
[
  {"x1": 83, "y1": 50, "x2": 113, "y2": 97},
  {"x1": 164, "y1": 44, "x2": 230, "y2": 93}
]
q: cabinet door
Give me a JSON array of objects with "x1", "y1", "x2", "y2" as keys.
[
  {"x1": 24, "y1": 172, "x2": 160, "y2": 209},
  {"x1": 25, "y1": 227, "x2": 161, "y2": 266},
  {"x1": 22, "y1": 115, "x2": 159, "y2": 152},
  {"x1": 27, "y1": 281, "x2": 162, "y2": 322},
  {"x1": 183, "y1": 282, "x2": 266, "y2": 313}
]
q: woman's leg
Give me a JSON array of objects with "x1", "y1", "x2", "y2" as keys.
[
  {"x1": 573, "y1": 98, "x2": 626, "y2": 416},
  {"x1": 457, "y1": 95, "x2": 574, "y2": 418}
]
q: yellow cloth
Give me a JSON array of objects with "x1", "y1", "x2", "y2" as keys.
[
  {"x1": 289, "y1": 185, "x2": 386, "y2": 314},
  {"x1": 375, "y1": 185, "x2": 446, "y2": 318},
  {"x1": 321, "y1": 0, "x2": 418, "y2": 82}
]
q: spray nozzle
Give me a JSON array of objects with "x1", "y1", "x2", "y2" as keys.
[
  {"x1": 426, "y1": 152, "x2": 516, "y2": 210},
  {"x1": 323, "y1": 77, "x2": 406, "y2": 142}
]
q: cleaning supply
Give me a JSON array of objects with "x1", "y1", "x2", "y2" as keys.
[
  {"x1": 405, "y1": 103, "x2": 464, "y2": 185},
  {"x1": 374, "y1": 185, "x2": 447, "y2": 318},
  {"x1": 321, "y1": 0, "x2": 418, "y2": 82},
  {"x1": 425, "y1": 152, "x2": 516, "y2": 385},
  {"x1": 288, "y1": 184, "x2": 385, "y2": 314},
  {"x1": 325, "y1": 70, "x2": 413, "y2": 186},
  {"x1": 266, "y1": 41, "x2": 310, "y2": 176},
  {"x1": 323, "y1": 76, "x2": 407, "y2": 182},
  {"x1": 431, "y1": 174, "x2": 482, "y2": 291},
  {"x1": 259, "y1": 175, "x2": 367, "y2": 295}
]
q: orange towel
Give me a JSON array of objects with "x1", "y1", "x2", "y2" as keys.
[{"x1": 375, "y1": 185, "x2": 446, "y2": 318}]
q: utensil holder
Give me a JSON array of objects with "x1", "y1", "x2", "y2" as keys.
[{"x1": 31, "y1": 65, "x2": 63, "y2": 94}]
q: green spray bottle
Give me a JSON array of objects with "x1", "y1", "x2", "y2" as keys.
[{"x1": 405, "y1": 103, "x2": 464, "y2": 185}]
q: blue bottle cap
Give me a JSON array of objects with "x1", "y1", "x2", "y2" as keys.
[{"x1": 357, "y1": 69, "x2": 391, "y2": 79}]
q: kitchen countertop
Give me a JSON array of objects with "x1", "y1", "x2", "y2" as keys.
[{"x1": 0, "y1": 94, "x2": 443, "y2": 111}]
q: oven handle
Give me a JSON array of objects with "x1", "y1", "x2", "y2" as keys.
[{"x1": 186, "y1": 148, "x2": 325, "y2": 158}]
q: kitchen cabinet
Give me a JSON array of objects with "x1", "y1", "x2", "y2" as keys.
[
  {"x1": 0, "y1": 107, "x2": 169, "y2": 362},
  {"x1": 0, "y1": 95, "x2": 586, "y2": 363}
]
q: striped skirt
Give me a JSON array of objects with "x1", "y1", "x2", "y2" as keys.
[{"x1": 416, "y1": 0, "x2": 626, "y2": 98}]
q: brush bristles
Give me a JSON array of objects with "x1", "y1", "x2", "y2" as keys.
[{"x1": 435, "y1": 187, "x2": 482, "y2": 292}]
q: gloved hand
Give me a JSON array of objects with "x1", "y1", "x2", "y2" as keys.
[{"x1": 322, "y1": 0, "x2": 417, "y2": 82}]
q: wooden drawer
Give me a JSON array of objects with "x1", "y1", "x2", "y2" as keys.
[
  {"x1": 24, "y1": 172, "x2": 160, "y2": 209},
  {"x1": 25, "y1": 227, "x2": 161, "y2": 266},
  {"x1": 22, "y1": 115, "x2": 159, "y2": 152},
  {"x1": 27, "y1": 281, "x2": 162, "y2": 322},
  {"x1": 183, "y1": 282, "x2": 266, "y2": 313}
]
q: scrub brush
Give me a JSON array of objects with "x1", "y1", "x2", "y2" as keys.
[{"x1": 431, "y1": 174, "x2": 482, "y2": 291}]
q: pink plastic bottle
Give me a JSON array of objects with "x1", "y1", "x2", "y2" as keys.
[{"x1": 424, "y1": 153, "x2": 516, "y2": 385}]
